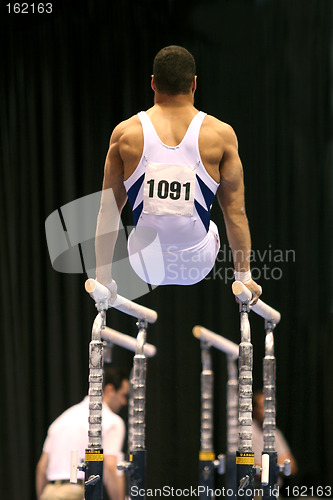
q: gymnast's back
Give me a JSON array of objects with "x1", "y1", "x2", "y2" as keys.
[{"x1": 116, "y1": 105, "x2": 236, "y2": 188}]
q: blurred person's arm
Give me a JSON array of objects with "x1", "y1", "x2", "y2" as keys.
[
  {"x1": 104, "y1": 455, "x2": 125, "y2": 500},
  {"x1": 36, "y1": 452, "x2": 49, "y2": 499},
  {"x1": 275, "y1": 428, "x2": 298, "y2": 475}
]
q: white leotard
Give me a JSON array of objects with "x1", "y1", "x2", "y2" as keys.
[{"x1": 124, "y1": 111, "x2": 220, "y2": 285}]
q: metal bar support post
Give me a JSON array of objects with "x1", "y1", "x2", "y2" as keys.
[
  {"x1": 84, "y1": 301, "x2": 108, "y2": 500},
  {"x1": 226, "y1": 356, "x2": 238, "y2": 498},
  {"x1": 199, "y1": 342, "x2": 216, "y2": 499},
  {"x1": 236, "y1": 301, "x2": 255, "y2": 500},
  {"x1": 193, "y1": 326, "x2": 239, "y2": 497},
  {"x1": 261, "y1": 321, "x2": 290, "y2": 498},
  {"x1": 84, "y1": 280, "x2": 157, "y2": 500},
  {"x1": 119, "y1": 319, "x2": 148, "y2": 499},
  {"x1": 232, "y1": 281, "x2": 282, "y2": 500}
]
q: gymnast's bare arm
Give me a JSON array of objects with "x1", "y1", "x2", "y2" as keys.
[
  {"x1": 215, "y1": 121, "x2": 262, "y2": 299},
  {"x1": 95, "y1": 122, "x2": 129, "y2": 289},
  {"x1": 95, "y1": 116, "x2": 143, "y2": 291}
]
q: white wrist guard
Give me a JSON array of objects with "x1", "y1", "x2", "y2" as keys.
[
  {"x1": 105, "y1": 280, "x2": 118, "y2": 305},
  {"x1": 234, "y1": 270, "x2": 252, "y2": 284}
]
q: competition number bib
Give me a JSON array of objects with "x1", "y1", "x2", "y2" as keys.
[{"x1": 143, "y1": 162, "x2": 195, "y2": 217}]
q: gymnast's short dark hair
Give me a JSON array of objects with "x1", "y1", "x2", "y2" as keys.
[
  {"x1": 153, "y1": 45, "x2": 196, "y2": 96},
  {"x1": 103, "y1": 365, "x2": 128, "y2": 391}
]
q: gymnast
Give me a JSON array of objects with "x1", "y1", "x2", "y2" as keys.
[{"x1": 94, "y1": 45, "x2": 261, "y2": 301}]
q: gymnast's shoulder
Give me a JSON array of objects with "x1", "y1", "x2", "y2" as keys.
[
  {"x1": 108, "y1": 115, "x2": 142, "y2": 145},
  {"x1": 200, "y1": 114, "x2": 239, "y2": 150},
  {"x1": 203, "y1": 114, "x2": 237, "y2": 138}
]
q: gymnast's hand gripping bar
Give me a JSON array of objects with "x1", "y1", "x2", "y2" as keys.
[
  {"x1": 232, "y1": 281, "x2": 281, "y2": 325},
  {"x1": 85, "y1": 279, "x2": 158, "y2": 323}
]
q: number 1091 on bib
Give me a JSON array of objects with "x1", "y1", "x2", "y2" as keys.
[
  {"x1": 146, "y1": 179, "x2": 191, "y2": 201},
  {"x1": 143, "y1": 162, "x2": 196, "y2": 217}
]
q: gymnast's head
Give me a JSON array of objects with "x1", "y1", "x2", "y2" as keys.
[{"x1": 152, "y1": 45, "x2": 197, "y2": 96}]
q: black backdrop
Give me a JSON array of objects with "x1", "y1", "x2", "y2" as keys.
[{"x1": 1, "y1": 1, "x2": 333, "y2": 498}]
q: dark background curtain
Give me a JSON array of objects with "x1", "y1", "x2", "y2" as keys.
[{"x1": 1, "y1": 0, "x2": 332, "y2": 498}]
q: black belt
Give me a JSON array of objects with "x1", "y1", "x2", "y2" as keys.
[{"x1": 49, "y1": 479, "x2": 84, "y2": 485}]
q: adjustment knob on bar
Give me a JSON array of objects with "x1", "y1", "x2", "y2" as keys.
[
  {"x1": 117, "y1": 461, "x2": 131, "y2": 472},
  {"x1": 282, "y1": 459, "x2": 291, "y2": 476},
  {"x1": 238, "y1": 475, "x2": 250, "y2": 491},
  {"x1": 85, "y1": 475, "x2": 101, "y2": 486},
  {"x1": 214, "y1": 454, "x2": 226, "y2": 475}
]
